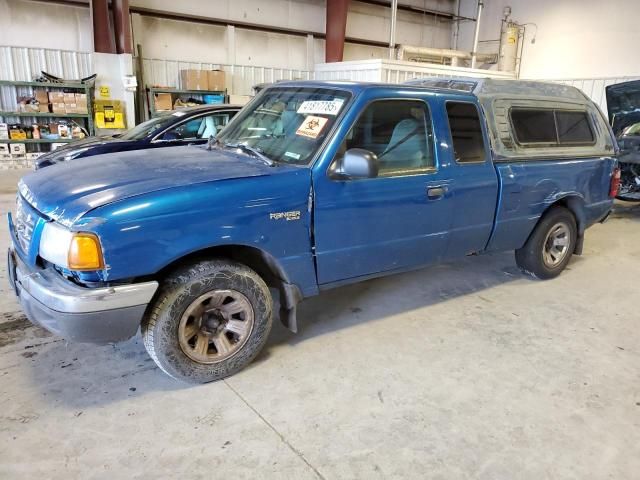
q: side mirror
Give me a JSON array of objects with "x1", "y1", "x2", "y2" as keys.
[{"x1": 329, "y1": 148, "x2": 379, "y2": 180}]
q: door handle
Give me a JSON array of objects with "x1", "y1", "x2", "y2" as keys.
[{"x1": 427, "y1": 185, "x2": 448, "y2": 199}]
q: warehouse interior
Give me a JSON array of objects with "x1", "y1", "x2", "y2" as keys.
[{"x1": 0, "y1": 0, "x2": 639, "y2": 478}]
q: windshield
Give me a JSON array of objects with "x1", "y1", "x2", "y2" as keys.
[
  {"x1": 120, "y1": 113, "x2": 178, "y2": 140},
  {"x1": 622, "y1": 122, "x2": 640, "y2": 136},
  {"x1": 216, "y1": 87, "x2": 351, "y2": 165}
]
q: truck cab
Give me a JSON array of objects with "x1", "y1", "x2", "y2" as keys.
[{"x1": 7, "y1": 79, "x2": 619, "y2": 383}]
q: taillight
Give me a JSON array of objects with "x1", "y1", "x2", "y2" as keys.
[{"x1": 609, "y1": 167, "x2": 621, "y2": 198}]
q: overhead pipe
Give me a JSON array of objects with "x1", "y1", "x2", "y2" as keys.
[
  {"x1": 470, "y1": 0, "x2": 484, "y2": 69},
  {"x1": 388, "y1": 0, "x2": 398, "y2": 59}
]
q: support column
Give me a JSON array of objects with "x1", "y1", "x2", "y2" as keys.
[
  {"x1": 91, "y1": 0, "x2": 114, "y2": 54},
  {"x1": 113, "y1": 0, "x2": 132, "y2": 54},
  {"x1": 325, "y1": 0, "x2": 349, "y2": 63}
]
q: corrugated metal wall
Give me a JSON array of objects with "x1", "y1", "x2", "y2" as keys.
[
  {"x1": 548, "y1": 76, "x2": 640, "y2": 116},
  {"x1": 141, "y1": 57, "x2": 312, "y2": 96}
]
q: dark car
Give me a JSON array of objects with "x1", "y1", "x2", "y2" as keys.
[
  {"x1": 35, "y1": 104, "x2": 241, "y2": 169},
  {"x1": 606, "y1": 80, "x2": 640, "y2": 201}
]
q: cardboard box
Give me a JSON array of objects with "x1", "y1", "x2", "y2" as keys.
[
  {"x1": 75, "y1": 93, "x2": 88, "y2": 106},
  {"x1": 180, "y1": 69, "x2": 208, "y2": 90},
  {"x1": 9, "y1": 126, "x2": 26, "y2": 140},
  {"x1": 51, "y1": 102, "x2": 67, "y2": 114},
  {"x1": 64, "y1": 102, "x2": 78, "y2": 113},
  {"x1": 0, "y1": 144, "x2": 9, "y2": 155},
  {"x1": 48, "y1": 91, "x2": 65, "y2": 103},
  {"x1": 207, "y1": 70, "x2": 226, "y2": 91},
  {"x1": 35, "y1": 90, "x2": 49, "y2": 104},
  {"x1": 10, "y1": 143, "x2": 26, "y2": 155},
  {"x1": 0, "y1": 123, "x2": 8, "y2": 140},
  {"x1": 229, "y1": 94, "x2": 251, "y2": 105},
  {"x1": 63, "y1": 92, "x2": 77, "y2": 104},
  {"x1": 154, "y1": 93, "x2": 173, "y2": 111},
  {"x1": 39, "y1": 103, "x2": 50, "y2": 113}
]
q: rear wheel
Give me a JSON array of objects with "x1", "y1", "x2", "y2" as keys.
[
  {"x1": 142, "y1": 260, "x2": 273, "y2": 383},
  {"x1": 515, "y1": 206, "x2": 577, "y2": 280}
]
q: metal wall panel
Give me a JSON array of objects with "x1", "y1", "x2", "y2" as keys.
[{"x1": 141, "y1": 57, "x2": 311, "y2": 96}]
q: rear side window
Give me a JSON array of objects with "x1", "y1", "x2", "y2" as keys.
[
  {"x1": 511, "y1": 109, "x2": 556, "y2": 143},
  {"x1": 556, "y1": 111, "x2": 594, "y2": 144},
  {"x1": 445, "y1": 102, "x2": 486, "y2": 163},
  {"x1": 510, "y1": 108, "x2": 594, "y2": 146}
]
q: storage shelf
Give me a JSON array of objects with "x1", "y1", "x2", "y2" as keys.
[
  {"x1": 3, "y1": 138, "x2": 75, "y2": 144},
  {"x1": 0, "y1": 111, "x2": 89, "y2": 118},
  {"x1": 0, "y1": 80, "x2": 89, "y2": 90}
]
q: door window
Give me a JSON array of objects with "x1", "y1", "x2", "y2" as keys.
[
  {"x1": 445, "y1": 102, "x2": 486, "y2": 163},
  {"x1": 334, "y1": 100, "x2": 434, "y2": 176},
  {"x1": 161, "y1": 112, "x2": 233, "y2": 141}
]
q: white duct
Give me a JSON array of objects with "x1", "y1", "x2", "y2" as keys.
[{"x1": 396, "y1": 45, "x2": 496, "y2": 66}]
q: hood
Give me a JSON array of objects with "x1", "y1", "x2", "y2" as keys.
[
  {"x1": 19, "y1": 145, "x2": 284, "y2": 227},
  {"x1": 605, "y1": 80, "x2": 640, "y2": 136}
]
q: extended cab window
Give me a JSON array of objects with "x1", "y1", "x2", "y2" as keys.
[
  {"x1": 336, "y1": 99, "x2": 434, "y2": 176},
  {"x1": 446, "y1": 102, "x2": 486, "y2": 163},
  {"x1": 510, "y1": 108, "x2": 594, "y2": 146}
]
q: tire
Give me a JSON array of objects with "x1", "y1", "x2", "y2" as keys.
[
  {"x1": 142, "y1": 259, "x2": 273, "y2": 384},
  {"x1": 515, "y1": 206, "x2": 577, "y2": 280}
]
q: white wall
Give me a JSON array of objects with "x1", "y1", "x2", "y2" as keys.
[
  {"x1": 0, "y1": 0, "x2": 92, "y2": 51},
  {"x1": 458, "y1": 0, "x2": 640, "y2": 79}
]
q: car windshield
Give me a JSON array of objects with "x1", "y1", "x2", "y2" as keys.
[
  {"x1": 216, "y1": 87, "x2": 351, "y2": 165},
  {"x1": 119, "y1": 113, "x2": 181, "y2": 140}
]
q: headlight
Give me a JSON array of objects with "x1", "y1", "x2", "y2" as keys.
[{"x1": 39, "y1": 222, "x2": 105, "y2": 271}]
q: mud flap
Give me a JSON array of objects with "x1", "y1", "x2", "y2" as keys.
[{"x1": 278, "y1": 282, "x2": 303, "y2": 333}]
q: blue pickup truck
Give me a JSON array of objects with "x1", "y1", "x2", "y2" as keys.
[{"x1": 7, "y1": 79, "x2": 619, "y2": 383}]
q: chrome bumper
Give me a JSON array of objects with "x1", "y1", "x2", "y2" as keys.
[{"x1": 8, "y1": 247, "x2": 159, "y2": 344}]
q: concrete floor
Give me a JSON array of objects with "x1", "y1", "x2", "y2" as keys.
[{"x1": 1, "y1": 168, "x2": 639, "y2": 479}]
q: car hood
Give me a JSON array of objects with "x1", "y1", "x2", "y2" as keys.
[
  {"x1": 606, "y1": 80, "x2": 640, "y2": 136},
  {"x1": 19, "y1": 145, "x2": 288, "y2": 227}
]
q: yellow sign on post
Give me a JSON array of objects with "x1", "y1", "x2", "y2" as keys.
[{"x1": 99, "y1": 86, "x2": 111, "y2": 99}]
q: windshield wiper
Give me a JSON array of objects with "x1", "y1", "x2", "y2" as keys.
[{"x1": 224, "y1": 142, "x2": 275, "y2": 167}]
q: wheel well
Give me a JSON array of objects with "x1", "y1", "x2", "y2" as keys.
[
  {"x1": 546, "y1": 195, "x2": 585, "y2": 234},
  {"x1": 155, "y1": 245, "x2": 289, "y2": 288}
]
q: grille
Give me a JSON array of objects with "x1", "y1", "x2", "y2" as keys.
[{"x1": 14, "y1": 195, "x2": 36, "y2": 253}]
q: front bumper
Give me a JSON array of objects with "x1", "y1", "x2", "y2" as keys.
[{"x1": 7, "y1": 247, "x2": 158, "y2": 344}]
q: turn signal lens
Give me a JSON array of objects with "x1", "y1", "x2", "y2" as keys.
[{"x1": 68, "y1": 233, "x2": 104, "y2": 270}]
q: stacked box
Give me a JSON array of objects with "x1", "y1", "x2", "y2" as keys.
[
  {"x1": 180, "y1": 69, "x2": 208, "y2": 90},
  {"x1": 0, "y1": 123, "x2": 8, "y2": 140},
  {"x1": 75, "y1": 93, "x2": 88, "y2": 114},
  {"x1": 49, "y1": 92, "x2": 66, "y2": 113},
  {"x1": 207, "y1": 70, "x2": 226, "y2": 91},
  {"x1": 154, "y1": 93, "x2": 173, "y2": 111}
]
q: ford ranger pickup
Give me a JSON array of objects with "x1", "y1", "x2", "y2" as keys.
[{"x1": 7, "y1": 79, "x2": 620, "y2": 383}]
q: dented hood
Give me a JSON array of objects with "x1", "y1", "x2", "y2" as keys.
[{"x1": 19, "y1": 145, "x2": 276, "y2": 227}]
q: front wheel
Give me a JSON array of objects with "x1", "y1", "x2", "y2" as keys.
[
  {"x1": 142, "y1": 260, "x2": 273, "y2": 383},
  {"x1": 515, "y1": 206, "x2": 577, "y2": 280}
]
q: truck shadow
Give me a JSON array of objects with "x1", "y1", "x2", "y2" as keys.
[
  {"x1": 263, "y1": 250, "x2": 525, "y2": 353},
  {"x1": 13, "y1": 250, "x2": 525, "y2": 408}
]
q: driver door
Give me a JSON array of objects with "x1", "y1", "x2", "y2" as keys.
[{"x1": 313, "y1": 97, "x2": 454, "y2": 285}]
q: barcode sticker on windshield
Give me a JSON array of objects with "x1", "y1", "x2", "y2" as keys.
[
  {"x1": 297, "y1": 99, "x2": 344, "y2": 116},
  {"x1": 295, "y1": 115, "x2": 329, "y2": 139}
]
